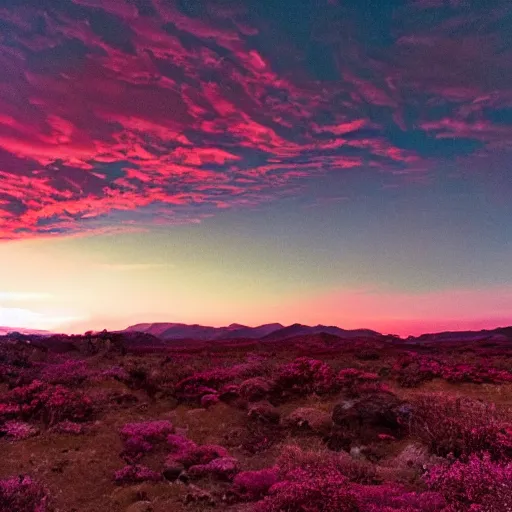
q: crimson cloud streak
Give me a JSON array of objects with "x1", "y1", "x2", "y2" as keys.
[{"x1": 0, "y1": 0, "x2": 511, "y2": 238}]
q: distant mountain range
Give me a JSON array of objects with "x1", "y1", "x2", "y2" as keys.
[
  {"x1": 0, "y1": 326, "x2": 52, "y2": 336},
  {"x1": 1, "y1": 323, "x2": 512, "y2": 344},
  {"x1": 408, "y1": 326, "x2": 512, "y2": 344},
  {"x1": 122, "y1": 322, "x2": 384, "y2": 342}
]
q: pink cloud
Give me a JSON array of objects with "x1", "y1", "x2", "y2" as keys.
[{"x1": 0, "y1": 1, "x2": 510, "y2": 238}]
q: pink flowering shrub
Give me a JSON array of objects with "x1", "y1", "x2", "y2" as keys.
[
  {"x1": 239, "y1": 377, "x2": 274, "y2": 401},
  {"x1": 165, "y1": 436, "x2": 236, "y2": 481},
  {"x1": 120, "y1": 420, "x2": 175, "y2": 443},
  {"x1": 100, "y1": 365, "x2": 130, "y2": 383},
  {"x1": 275, "y1": 357, "x2": 335, "y2": 395},
  {"x1": 175, "y1": 361, "x2": 264, "y2": 403},
  {"x1": 228, "y1": 360, "x2": 267, "y2": 380},
  {"x1": 258, "y1": 475, "x2": 444, "y2": 511},
  {"x1": 39, "y1": 386, "x2": 92, "y2": 426},
  {"x1": 189, "y1": 363, "x2": 261, "y2": 386},
  {"x1": 410, "y1": 394, "x2": 511, "y2": 459},
  {"x1": 393, "y1": 354, "x2": 512, "y2": 387},
  {"x1": 167, "y1": 434, "x2": 198, "y2": 454},
  {"x1": 174, "y1": 380, "x2": 219, "y2": 403},
  {"x1": 114, "y1": 464, "x2": 162, "y2": 485},
  {"x1": 120, "y1": 420, "x2": 174, "y2": 461},
  {"x1": 3, "y1": 380, "x2": 92, "y2": 426},
  {"x1": 5, "y1": 380, "x2": 46, "y2": 412},
  {"x1": 277, "y1": 445, "x2": 379, "y2": 485},
  {"x1": 256, "y1": 470, "x2": 359, "y2": 512},
  {"x1": 51, "y1": 420, "x2": 84, "y2": 435},
  {"x1": 0, "y1": 475, "x2": 50, "y2": 512},
  {"x1": 336, "y1": 369, "x2": 386, "y2": 396},
  {"x1": 200, "y1": 393, "x2": 220, "y2": 408},
  {"x1": 1, "y1": 420, "x2": 39, "y2": 440},
  {"x1": 441, "y1": 363, "x2": 512, "y2": 384},
  {"x1": 393, "y1": 355, "x2": 443, "y2": 388},
  {"x1": 0, "y1": 363, "x2": 19, "y2": 386},
  {"x1": 0, "y1": 403, "x2": 20, "y2": 422},
  {"x1": 39, "y1": 360, "x2": 91, "y2": 386},
  {"x1": 251, "y1": 445, "x2": 444, "y2": 512},
  {"x1": 337, "y1": 368, "x2": 380, "y2": 386},
  {"x1": 188, "y1": 456, "x2": 240, "y2": 481},
  {"x1": 232, "y1": 468, "x2": 280, "y2": 501},
  {"x1": 173, "y1": 444, "x2": 230, "y2": 468},
  {"x1": 425, "y1": 452, "x2": 512, "y2": 510},
  {"x1": 353, "y1": 484, "x2": 446, "y2": 512}
]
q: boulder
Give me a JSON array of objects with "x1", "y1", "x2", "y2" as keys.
[
  {"x1": 331, "y1": 392, "x2": 409, "y2": 446},
  {"x1": 163, "y1": 460, "x2": 185, "y2": 482}
]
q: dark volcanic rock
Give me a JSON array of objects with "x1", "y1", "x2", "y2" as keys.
[
  {"x1": 163, "y1": 461, "x2": 185, "y2": 482},
  {"x1": 331, "y1": 392, "x2": 408, "y2": 445}
]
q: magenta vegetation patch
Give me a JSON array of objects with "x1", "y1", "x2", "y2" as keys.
[{"x1": 0, "y1": 330, "x2": 512, "y2": 510}]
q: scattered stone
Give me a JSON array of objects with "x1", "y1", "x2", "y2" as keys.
[
  {"x1": 183, "y1": 484, "x2": 216, "y2": 506},
  {"x1": 163, "y1": 461, "x2": 185, "y2": 482}
]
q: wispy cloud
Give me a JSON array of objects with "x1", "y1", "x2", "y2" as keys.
[
  {"x1": 0, "y1": 291, "x2": 53, "y2": 301},
  {"x1": 0, "y1": 1, "x2": 510, "y2": 239},
  {"x1": 96, "y1": 263, "x2": 174, "y2": 271},
  {"x1": 0, "y1": 306, "x2": 84, "y2": 330}
]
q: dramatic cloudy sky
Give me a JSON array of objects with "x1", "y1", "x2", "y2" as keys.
[{"x1": 1, "y1": 0, "x2": 511, "y2": 335}]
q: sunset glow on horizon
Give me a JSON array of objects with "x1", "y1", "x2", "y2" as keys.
[{"x1": 1, "y1": 0, "x2": 511, "y2": 337}]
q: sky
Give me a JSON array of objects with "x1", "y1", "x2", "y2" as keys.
[{"x1": 0, "y1": 0, "x2": 511, "y2": 336}]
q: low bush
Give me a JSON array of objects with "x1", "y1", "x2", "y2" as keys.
[
  {"x1": 232, "y1": 468, "x2": 279, "y2": 501},
  {"x1": 1, "y1": 420, "x2": 39, "y2": 440},
  {"x1": 409, "y1": 394, "x2": 512, "y2": 459},
  {"x1": 425, "y1": 452, "x2": 512, "y2": 510},
  {"x1": 120, "y1": 420, "x2": 175, "y2": 461},
  {"x1": 114, "y1": 465, "x2": 162, "y2": 485},
  {"x1": 275, "y1": 357, "x2": 335, "y2": 396},
  {"x1": 0, "y1": 475, "x2": 50, "y2": 512}
]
